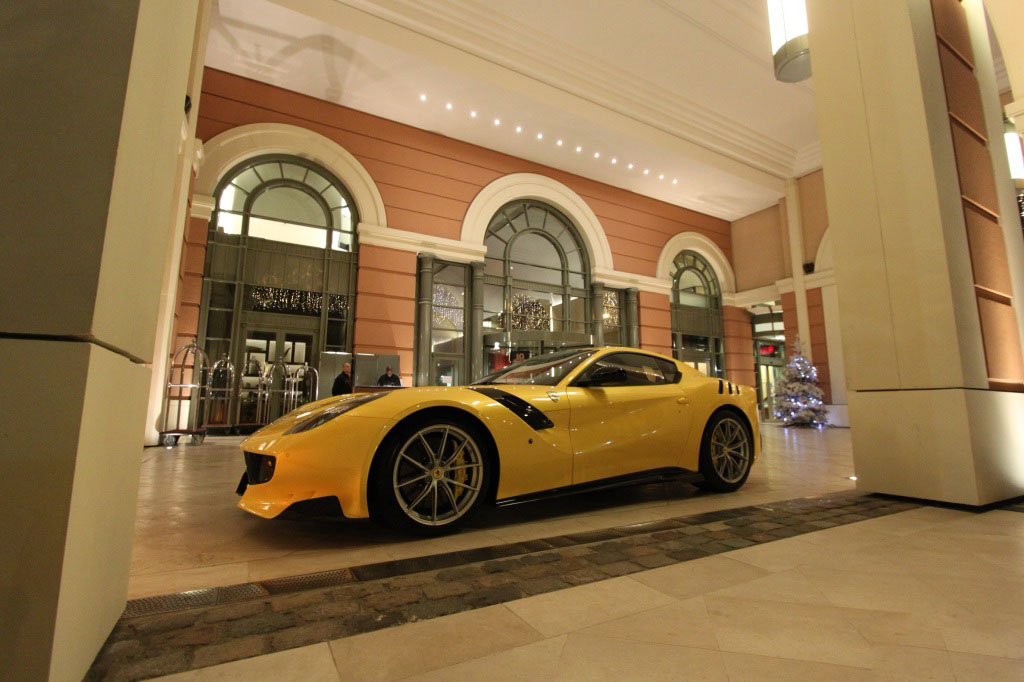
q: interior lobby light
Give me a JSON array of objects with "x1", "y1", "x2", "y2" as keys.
[
  {"x1": 419, "y1": 93, "x2": 427, "y2": 101},
  {"x1": 445, "y1": 102, "x2": 452, "y2": 110},
  {"x1": 767, "y1": 0, "x2": 811, "y2": 83},
  {"x1": 557, "y1": 139, "x2": 563, "y2": 146},
  {"x1": 576, "y1": 145, "x2": 582, "y2": 153},
  {"x1": 470, "y1": 110, "x2": 477, "y2": 118},
  {"x1": 515, "y1": 125, "x2": 522, "y2": 133},
  {"x1": 494, "y1": 118, "x2": 500, "y2": 126},
  {"x1": 628, "y1": 163, "x2": 634, "y2": 169},
  {"x1": 594, "y1": 152, "x2": 600, "y2": 159},
  {"x1": 611, "y1": 158, "x2": 617, "y2": 164},
  {"x1": 1004, "y1": 117, "x2": 1024, "y2": 183}
]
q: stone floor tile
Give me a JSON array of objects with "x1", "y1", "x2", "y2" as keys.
[
  {"x1": 948, "y1": 651, "x2": 1024, "y2": 682},
  {"x1": 576, "y1": 597, "x2": 719, "y2": 650},
  {"x1": 722, "y1": 651, "x2": 882, "y2": 682},
  {"x1": 629, "y1": 555, "x2": 770, "y2": 601},
  {"x1": 704, "y1": 595, "x2": 875, "y2": 669},
  {"x1": 393, "y1": 635, "x2": 569, "y2": 682},
  {"x1": 503, "y1": 576, "x2": 675, "y2": 637},
  {"x1": 327, "y1": 604, "x2": 542, "y2": 682},
  {"x1": 553, "y1": 632, "x2": 729, "y2": 681}
]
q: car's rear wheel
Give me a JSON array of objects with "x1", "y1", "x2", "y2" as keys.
[
  {"x1": 697, "y1": 411, "x2": 753, "y2": 493},
  {"x1": 370, "y1": 417, "x2": 490, "y2": 535}
]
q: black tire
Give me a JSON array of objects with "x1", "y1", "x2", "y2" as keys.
[
  {"x1": 190, "y1": 433, "x2": 206, "y2": 446},
  {"x1": 696, "y1": 411, "x2": 753, "y2": 493},
  {"x1": 368, "y1": 416, "x2": 492, "y2": 536},
  {"x1": 162, "y1": 434, "x2": 179, "y2": 448}
]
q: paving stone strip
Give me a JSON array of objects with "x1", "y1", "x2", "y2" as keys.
[{"x1": 87, "y1": 493, "x2": 921, "y2": 681}]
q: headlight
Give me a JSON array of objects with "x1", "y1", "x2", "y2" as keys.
[{"x1": 284, "y1": 393, "x2": 387, "y2": 435}]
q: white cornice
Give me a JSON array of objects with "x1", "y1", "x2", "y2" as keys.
[
  {"x1": 792, "y1": 140, "x2": 823, "y2": 177},
  {"x1": 190, "y1": 194, "x2": 216, "y2": 220},
  {"x1": 725, "y1": 283, "x2": 779, "y2": 309},
  {"x1": 358, "y1": 223, "x2": 487, "y2": 263},
  {"x1": 333, "y1": 0, "x2": 799, "y2": 179},
  {"x1": 592, "y1": 268, "x2": 672, "y2": 296},
  {"x1": 776, "y1": 268, "x2": 836, "y2": 295}
]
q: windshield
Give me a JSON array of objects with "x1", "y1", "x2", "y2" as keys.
[{"x1": 474, "y1": 349, "x2": 597, "y2": 386}]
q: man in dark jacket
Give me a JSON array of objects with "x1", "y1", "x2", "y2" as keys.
[
  {"x1": 377, "y1": 365, "x2": 401, "y2": 387},
  {"x1": 332, "y1": 362, "x2": 352, "y2": 395}
]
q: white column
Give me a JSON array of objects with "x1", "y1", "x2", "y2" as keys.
[{"x1": 784, "y1": 178, "x2": 812, "y2": 359}]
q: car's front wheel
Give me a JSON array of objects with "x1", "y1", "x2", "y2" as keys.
[
  {"x1": 697, "y1": 411, "x2": 753, "y2": 493},
  {"x1": 369, "y1": 417, "x2": 490, "y2": 535}
]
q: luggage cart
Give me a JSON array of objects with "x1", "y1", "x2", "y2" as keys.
[
  {"x1": 257, "y1": 358, "x2": 293, "y2": 425},
  {"x1": 160, "y1": 341, "x2": 211, "y2": 447},
  {"x1": 288, "y1": 363, "x2": 319, "y2": 412},
  {"x1": 235, "y1": 357, "x2": 267, "y2": 431},
  {"x1": 203, "y1": 355, "x2": 236, "y2": 432}
]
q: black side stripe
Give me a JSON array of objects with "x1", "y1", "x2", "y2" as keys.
[{"x1": 468, "y1": 387, "x2": 555, "y2": 430}]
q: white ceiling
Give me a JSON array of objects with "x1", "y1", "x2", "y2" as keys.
[{"x1": 204, "y1": 0, "x2": 1006, "y2": 222}]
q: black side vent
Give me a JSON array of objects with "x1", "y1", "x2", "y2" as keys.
[
  {"x1": 469, "y1": 387, "x2": 554, "y2": 430},
  {"x1": 718, "y1": 379, "x2": 724, "y2": 394}
]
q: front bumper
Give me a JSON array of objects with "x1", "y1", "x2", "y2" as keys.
[{"x1": 236, "y1": 414, "x2": 393, "y2": 519}]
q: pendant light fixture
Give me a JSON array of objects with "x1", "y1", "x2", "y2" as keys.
[{"x1": 767, "y1": 0, "x2": 811, "y2": 83}]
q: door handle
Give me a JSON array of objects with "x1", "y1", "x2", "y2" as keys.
[{"x1": 677, "y1": 395, "x2": 690, "y2": 405}]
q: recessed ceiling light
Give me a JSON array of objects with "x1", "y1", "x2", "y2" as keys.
[
  {"x1": 593, "y1": 152, "x2": 600, "y2": 159},
  {"x1": 643, "y1": 169, "x2": 649, "y2": 175},
  {"x1": 627, "y1": 163, "x2": 634, "y2": 170},
  {"x1": 848, "y1": 476, "x2": 858, "y2": 481},
  {"x1": 445, "y1": 102, "x2": 452, "y2": 110},
  {"x1": 419, "y1": 94, "x2": 427, "y2": 102},
  {"x1": 494, "y1": 118, "x2": 501, "y2": 126},
  {"x1": 537, "y1": 132, "x2": 543, "y2": 140},
  {"x1": 515, "y1": 125, "x2": 522, "y2": 133},
  {"x1": 672, "y1": 179, "x2": 678, "y2": 184},
  {"x1": 658, "y1": 174, "x2": 664, "y2": 180},
  {"x1": 576, "y1": 146, "x2": 582, "y2": 153},
  {"x1": 611, "y1": 158, "x2": 617, "y2": 164},
  {"x1": 556, "y1": 139, "x2": 563, "y2": 146},
  {"x1": 470, "y1": 110, "x2": 477, "y2": 118}
]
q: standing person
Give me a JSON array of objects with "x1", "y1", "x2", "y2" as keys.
[
  {"x1": 376, "y1": 365, "x2": 401, "y2": 387},
  {"x1": 332, "y1": 362, "x2": 353, "y2": 395}
]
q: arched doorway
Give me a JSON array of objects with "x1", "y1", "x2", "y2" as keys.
[
  {"x1": 670, "y1": 250, "x2": 725, "y2": 377},
  {"x1": 199, "y1": 154, "x2": 359, "y2": 427},
  {"x1": 482, "y1": 200, "x2": 593, "y2": 371}
]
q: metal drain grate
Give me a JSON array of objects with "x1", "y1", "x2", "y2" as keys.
[
  {"x1": 261, "y1": 568, "x2": 355, "y2": 595},
  {"x1": 124, "y1": 588, "x2": 217, "y2": 618}
]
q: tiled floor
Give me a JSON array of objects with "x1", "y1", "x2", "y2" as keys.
[
  {"x1": 147, "y1": 505, "x2": 1024, "y2": 682},
  {"x1": 129, "y1": 424, "x2": 856, "y2": 598}
]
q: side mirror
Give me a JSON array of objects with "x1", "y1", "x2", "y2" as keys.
[{"x1": 583, "y1": 365, "x2": 628, "y2": 387}]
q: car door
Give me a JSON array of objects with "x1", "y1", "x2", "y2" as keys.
[{"x1": 565, "y1": 352, "x2": 692, "y2": 484}]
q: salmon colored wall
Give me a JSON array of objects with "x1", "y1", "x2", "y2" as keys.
[
  {"x1": 931, "y1": 0, "x2": 1024, "y2": 391},
  {"x1": 354, "y1": 245, "x2": 416, "y2": 387},
  {"x1": 806, "y1": 288, "x2": 832, "y2": 404},
  {"x1": 722, "y1": 306, "x2": 755, "y2": 388},
  {"x1": 730, "y1": 204, "x2": 786, "y2": 291},
  {"x1": 797, "y1": 170, "x2": 829, "y2": 266},
  {"x1": 637, "y1": 291, "x2": 672, "y2": 357},
  {"x1": 195, "y1": 69, "x2": 731, "y2": 277}
]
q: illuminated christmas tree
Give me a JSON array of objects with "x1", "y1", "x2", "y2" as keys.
[{"x1": 773, "y1": 340, "x2": 829, "y2": 428}]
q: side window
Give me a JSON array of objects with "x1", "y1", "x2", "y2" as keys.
[
  {"x1": 585, "y1": 353, "x2": 669, "y2": 386},
  {"x1": 656, "y1": 358, "x2": 681, "y2": 383}
]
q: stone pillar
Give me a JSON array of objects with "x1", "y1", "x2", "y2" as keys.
[
  {"x1": 0, "y1": 3, "x2": 204, "y2": 680},
  {"x1": 352, "y1": 245, "x2": 418, "y2": 387},
  {"x1": 807, "y1": 0, "x2": 1024, "y2": 504},
  {"x1": 414, "y1": 253, "x2": 435, "y2": 386},
  {"x1": 590, "y1": 281, "x2": 605, "y2": 346},
  {"x1": 783, "y1": 179, "x2": 813, "y2": 360},
  {"x1": 624, "y1": 288, "x2": 640, "y2": 348},
  {"x1": 722, "y1": 306, "x2": 756, "y2": 387},
  {"x1": 470, "y1": 261, "x2": 485, "y2": 380}
]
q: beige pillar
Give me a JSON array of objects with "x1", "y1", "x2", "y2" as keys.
[
  {"x1": 807, "y1": 0, "x2": 1024, "y2": 505},
  {"x1": 783, "y1": 179, "x2": 813, "y2": 359},
  {"x1": 0, "y1": 3, "x2": 204, "y2": 680}
]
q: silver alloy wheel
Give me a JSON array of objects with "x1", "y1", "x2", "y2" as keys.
[
  {"x1": 710, "y1": 417, "x2": 751, "y2": 484},
  {"x1": 392, "y1": 424, "x2": 484, "y2": 526}
]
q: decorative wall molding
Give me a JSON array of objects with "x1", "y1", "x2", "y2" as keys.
[
  {"x1": 592, "y1": 268, "x2": 672, "y2": 296},
  {"x1": 194, "y1": 122, "x2": 387, "y2": 228},
  {"x1": 189, "y1": 194, "x2": 216, "y2": 220},
  {"x1": 655, "y1": 231, "x2": 737, "y2": 294},
  {"x1": 462, "y1": 173, "x2": 615, "y2": 272},
  {"x1": 726, "y1": 283, "x2": 780, "y2": 309},
  {"x1": 357, "y1": 223, "x2": 487, "y2": 263},
  {"x1": 776, "y1": 269, "x2": 836, "y2": 294},
  {"x1": 814, "y1": 228, "x2": 833, "y2": 271}
]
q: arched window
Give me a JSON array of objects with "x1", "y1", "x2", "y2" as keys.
[
  {"x1": 671, "y1": 250, "x2": 724, "y2": 376},
  {"x1": 214, "y1": 156, "x2": 356, "y2": 250},
  {"x1": 481, "y1": 200, "x2": 591, "y2": 369},
  {"x1": 201, "y1": 155, "x2": 359, "y2": 427}
]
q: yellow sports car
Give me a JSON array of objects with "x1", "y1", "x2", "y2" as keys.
[{"x1": 237, "y1": 347, "x2": 759, "y2": 535}]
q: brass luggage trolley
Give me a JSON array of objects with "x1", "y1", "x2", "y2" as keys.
[
  {"x1": 203, "y1": 354, "x2": 236, "y2": 431},
  {"x1": 160, "y1": 341, "x2": 211, "y2": 447}
]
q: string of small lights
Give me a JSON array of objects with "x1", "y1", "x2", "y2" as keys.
[{"x1": 249, "y1": 286, "x2": 349, "y2": 317}]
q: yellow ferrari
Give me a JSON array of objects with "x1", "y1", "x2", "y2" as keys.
[{"x1": 237, "y1": 347, "x2": 759, "y2": 535}]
